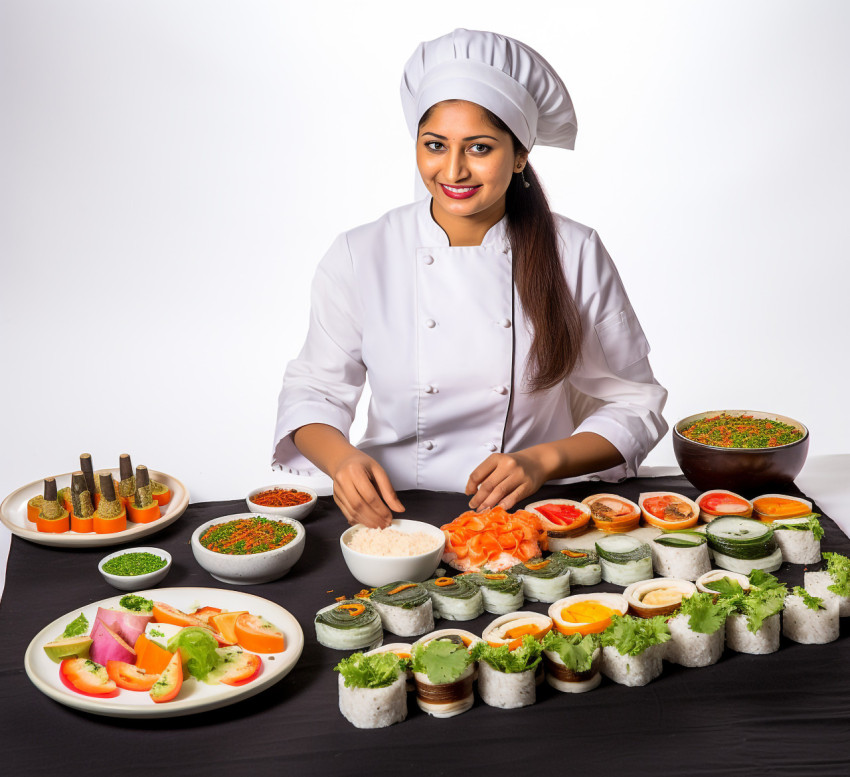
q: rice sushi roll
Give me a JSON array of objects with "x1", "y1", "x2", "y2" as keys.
[
  {"x1": 782, "y1": 587, "x2": 839, "y2": 644},
  {"x1": 599, "y1": 614, "x2": 670, "y2": 686},
  {"x1": 596, "y1": 535, "x2": 653, "y2": 586},
  {"x1": 772, "y1": 514, "x2": 823, "y2": 564},
  {"x1": 525, "y1": 499, "x2": 592, "y2": 549},
  {"x1": 639, "y1": 492, "x2": 700, "y2": 531},
  {"x1": 369, "y1": 582, "x2": 434, "y2": 637},
  {"x1": 554, "y1": 548, "x2": 602, "y2": 586},
  {"x1": 315, "y1": 600, "x2": 383, "y2": 651},
  {"x1": 336, "y1": 652, "x2": 407, "y2": 729},
  {"x1": 664, "y1": 593, "x2": 728, "y2": 667},
  {"x1": 623, "y1": 578, "x2": 696, "y2": 618},
  {"x1": 411, "y1": 637, "x2": 475, "y2": 718},
  {"x1": 366, "y1": 642, "x2": 414, "y2": 690},
  {"x1": 696, "y1": 490, "x2": 753, "y2": 522},
  {"x1": 459, "y1": 571, "x2": 524, "y2": 614},
  {"x1": 583, "y1": 494, "x2": 640, "y2": 533},
  {"x1": 752, "y1": 494, "x2": 812, "y2": 523},
  {"x1": 650, "y1": 532, "x2": 711, "y2": 581},
  {"x1": 549, "y1": 593, "x2": 628, "y2": 636},
  {"x1": 510, "y1": 555, "x2": 571, "y2": 603},
  {"x1": 725, "y1": 612, "x2": 780, "y2": 654},
  {"x1": 421, "y1": 576, "x2": 484, "y2": 621},
  {"x1": 720, "y1": 571, "x2": 787, "y2": 655},
  {"x1": 481, "y1": 611, "x2": 553, "y2": 650},
  {"x1": 705, "y1": 517, "x2": 783, "y2": 574},
  {"x1": 696, "y1": 570, "x2": 751, "y2": 596},
  {"x1": 804, "y1": 552, "x2": 850, "y2": 616},
  {"x1": 470, "y1": 636, "x2": 543, "y2": 709},
  {"x1": 541, "y1": 630, "x2": 601, "y2": 693}
]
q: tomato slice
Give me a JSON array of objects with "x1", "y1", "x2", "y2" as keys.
[
  {"x1": 234, "y1": 613, "x2": 285, "y2": 653},
  {"x1": 106, "y1": 660, "x2": 160, "y2": 692},
  {"x1": 218, "y1": 651, "x2": 262, "y2": 686},
  {"x1": 149, "y1": 651, "x2": 183, "y2": 703},
  {"x1": 60, "y1": 658, "x2": 119, "y2": 697},
  {"x1": 152, "y1": 602, "x2": 207, "y2": 629},
  {"x1": 536, "y1": 504, "x2": 582, "y2": 525},
  {"x1": 192, "y1": 606, "x2": 223, "y2": 625}
]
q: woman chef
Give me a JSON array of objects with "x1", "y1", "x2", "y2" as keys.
[{"x1": 272, "y1": 29, "x2": 668, "y2": 527}]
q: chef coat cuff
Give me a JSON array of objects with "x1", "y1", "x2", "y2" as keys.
[
  {"x1": 571, "y1": 415, "x2": 643, "y2": 481},
  {"x1": 271, "y1": 401, "x2": 355, "y2": 475}
]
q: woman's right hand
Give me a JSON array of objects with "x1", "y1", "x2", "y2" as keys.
[{"x1": 330, "y1": 451, "x2": 405, "y2": 528}]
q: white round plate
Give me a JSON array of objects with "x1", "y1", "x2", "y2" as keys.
[
  {"x1": 1, "y1": 468, "x2": 189, "y2": 548},
  {"x1": 24, "y1": 587, "x2": 304, "y2": 718}
]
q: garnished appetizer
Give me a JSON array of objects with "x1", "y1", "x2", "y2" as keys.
[
  {"x1": 596, "y1": 534, "x2": 653, "y2": 586},
  {"x1": 704, "y1": 517, "x2": 782, "y2": 574},
  {"x1": 598, "y1": 614, "x2": 670, "y2": 687},
  {"x1": 524, "y1": 498, "x2": 591, "y2": 549},
  {"x1": 752, "y1": 494, "x2": 812, "y2": 523},
  {"x1": 548, "y1": 592, "x2": 628, "y2": 636},
  {"x1": 582, "y1": 494, "x2": 640, "y2": 533},
  {"x1": 696, "y1": 490, "x2": 753, "y2": 521},
  {"x1": 70, "y1": 471, "x2": 96, "y2": 532},
  {"x1": 315, "y1": 599, "x2": 383, "y2": 651},
  {"x1": 510, "y1": 554, "x2": 571, "y2": 603},
  {"x1": 126, "y1": 465, "x2": 162, "y2": 524},
  {"x1": 470, "y1": 634, "x2": 544, "y2": 709},
  {"x1": 410, "y1": 636, "x2": 474, "y2": 718},
  {"x1": 541, "y1": 630, "x2": 601, "y2": 693},
  {"x1": 37, "y1": 477, "x2": 70, "y2": 534},
  {"x1": 623, "y1": 577, "x2": 697, "y2": 618},
  {"x1": 116, "y1": 454, "x2": 136, "y2": 508},
  {"x1": 369, "y1": 582, "x2": 434, "y2": 637},
  {"x1": 481, "y1": 610, "x2": 552, "y2": 650},
  {"x1": 93, "y1": 473, "x2": 127, "y2": 534},
  {"x1": 421, "y1": 576, "x2": 484, "y2": 621},
  {"x1": 638, "y1": 492, "x2": 699, "y2": 530},
  {"x1": 336, "y1": 651, "x2": 408, "y2": 729},
  {"x1": 554, "y1": 548, "x2": 602, "y2": 586},
  {"x1": 665, "y1": 592, "x2": 730, "y2": 668}
]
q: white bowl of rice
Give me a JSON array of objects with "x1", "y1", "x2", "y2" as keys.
[{"x1": 340, "y1": 519, "x2": 446, "y2": 587}]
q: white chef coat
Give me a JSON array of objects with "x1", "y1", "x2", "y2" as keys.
[{"x1": 272, "y1": 199, "x2": 667, "y2": 492}]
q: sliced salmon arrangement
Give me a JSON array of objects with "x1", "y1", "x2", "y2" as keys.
[{"x1": 440, "y1": 507, "x2": 548, "y2": 573}]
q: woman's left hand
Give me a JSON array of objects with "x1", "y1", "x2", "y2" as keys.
[{"x1": 465, "y1": 450, "x2": 548, "y2": 512}]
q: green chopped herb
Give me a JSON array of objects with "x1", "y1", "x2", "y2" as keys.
[
  {"x1": 773, "y1": 514, "x2": 824, "y2": 541},
  {"x1": 542, "y1": 630, "x2": 598, "y2": 674},
  {"x1": 600, "y1": 614, "x2": 671, "y2": 656},
  {"x1": 102, "y1": 552, "x2": 166, "y2": 576},
  {"x1": 335, "y1": 652, "x2": 405, "y2": 689},
  {"x1": 680, "y1": 413, "x2": 804, "y2": 448},
  {"x1": 823, "y1": 552, "x2": 850, "y2": 597},
  {"x1": 200, "y1": 516, "x2": 297, "y2": 555},
  {"x1": 470, "y1": 634, "x2": 543, "y2": 674},
  {"x1": 60, "y1": 613, "x2": 89, "y2": 639},
  {"x1": 792, "y1": 586, "x2": 825, "y2": 611},
  {"x1": 119, "y1": 594, "x2": 154, "y2": 613},
  {"x1": 149, "y1": 628, "x2": 165, "y2": 638}
]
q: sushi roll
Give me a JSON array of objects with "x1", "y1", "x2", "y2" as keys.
[
  {"x1": 370, "y1": 582, "x2": 434, "y2": 637},
  {"x1": 336, "y1": 652, "x2": 407, "y2": 729},
  {"x1": 549, "y1": 593, "x2": 628, "y2": 636},
  {"x1": 705, "y1": 517, "x2": 783, "y2": 574},
  {"x1": 470, "y1": 636, "x2": 543, "y2": 709},
  {"x1": 315, "y1": 600, "x2": 384, "y2": 651},
  {"x1": 365, "y1": 642, "x2": 414, "y2": 690},
  {"x1": 541, "y1": 630, "x2": 602, "y2": 693},
  {"x1": 696, "y1": 490, "x2": 753, "y2": 522},
  {"x1": 804, "y1": 553, "x2": 850, "y2": 616},
  {"x1": 623, "y1": 578, "x2": 696, "y2": 618},
  {"x1": 696, "y1": 570, "x2": 752, "y2": 596},
  {"x1": 459, "y1": 571, "x2": 524, "y2": 614},
  {"x1": 782, "y1": 587, "x2": 839, "y2": 644},
  {"x1": 553, "y1": 548, "x2": 602, "y2": 586},
  {"x1": 525, "y1": 499, "x2": 592, "y2": 549},
  {"x1": 510, "y1": 555, "x2": 571, "y2": 603},
  {"x1": 664, "y1": 593, "x2": 728, "y2": 667},
  {"x1": 725, "y1": 612, "x2": 780, "y2": 655},
  {"x1": 595, "y1": 535, "x2": 653, "y2": 586},
  {"x1": 582, "y1": 494, "x2": 641, "y2": 533},
  {"x1": 421, "y1": 576, "x2": 484, "y2": 621},
  {"x1": 752, "y1": 494, "x2": 812, "y2": 523},
  {"x1": 599, "y1": 614, "x2": 670, "y2": 687},
  {"x1": 650, "y1": 532, "x2": 711, "y2": 581},
  {"x1": 411, "y1": 637, "x2": 475, "y2": 718},
  {"x1": 772, "y1": 514, "x2": 823, "y2": 565},
  {"x1": 481, "y1": 611, "x2": 553, "y2": 650},
  {"x1": 639, "y1": 492, "x2": 700, "y2": 531}
]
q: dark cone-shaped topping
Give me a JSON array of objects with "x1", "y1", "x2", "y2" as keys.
[
  {"x1": 135, "y1": 465, "x2": 150, "y2": 488},
  {"x1": 119, "y1": 453, "x2": 133, "y2": 482},
  {"x1": 43, "y1": 477, "x2": 57, "y2": 501},
  {"x1": 71, "y1": 472, "x2": 87, "y2": 515},
  {"x1": 80, "y1": 454, "x2": 96, "y2": 495},
  {"x1": 99, "y1": 473, "x2": 117, "y2": 502}
]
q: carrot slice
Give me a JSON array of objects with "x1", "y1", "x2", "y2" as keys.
[
  {"x1": 127, "y1": 502, "x2": 161, "y2": 524},
  {"x1": 234, "y1": 613, "x2": 285, "y2": 653},
  {"x1": 37, "y1": 511, "x2": 70, "y2": 533},
  {"x1": 208, "y1": 611, "x2": 248, "y2": 644},
  {"x1": 133, "y1": 634, "x2": 174, "y2": 675},
  {"x1": 71, "y1": 514, "x2": 94, "y2": 533}
]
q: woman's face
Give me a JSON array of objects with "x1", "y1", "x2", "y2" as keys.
[{"x1": 417, "y1": 100, "x2": 527, "y2": 234}]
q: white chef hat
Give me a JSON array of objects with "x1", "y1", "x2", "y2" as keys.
[{"x1": 400, "y1": 28, "x2": 577, "y2": 152}]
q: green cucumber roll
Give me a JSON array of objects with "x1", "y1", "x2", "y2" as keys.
[
  {"x1": 595, "y1": 535, "x2": 653, "y2": 586},
  {"x1": 553, "y1": 548, "x2": 602, "y2": 586},
  {"x1": 370, "y1": 582, "x2": 434, "y2": 637},
  {"x1": 650, "y1": 532, "x2": 711, "y2": 581},
  {"x1": 421, "y1": 576, "x2": 484, "y2": 621},
  {"x1": 510, "y1": 555, "x2": 571, "y2": 603},
  {"x1": 459, "y1": 571, "x2": 524, "y2": 614},
  {"x1": 315, "y1": 599, "x2": 384, "y2": 651},
  {"x1": 705, "y1": 517, "x2": 783, "y2": 574}
]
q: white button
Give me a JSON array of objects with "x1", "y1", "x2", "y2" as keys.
[
  {"x1": 422, "y1": 255, "x2": 434, "y2": 265},
  {"x1": 494, "y1": 385, "x2": 508, "y2": 395},
  {"x1": 423, "y1": 440, "x2": 435, "y2": 450},
  {"x1": 487, "y1": 443, "x2": 498, "y2": 452},
  {"x1": 497, "y1": 318, "x2": 512, "y2": 328},
  {"x1": 424, "y1": 384, "x2": 438, "y2": 394},
  {"x1": 424, "y1": 319, "x2": 436, "y2": 328}
]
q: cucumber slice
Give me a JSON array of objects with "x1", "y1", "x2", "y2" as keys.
[
  {"x1": 653, "y1": 532, "x2": 707, "y2": 548},
  {"x1": 596, "y1": 534, "x2": 651, "y2": 563},
  {"x1": 705, "y1": 517, "x2": 776, "y2": 560}
]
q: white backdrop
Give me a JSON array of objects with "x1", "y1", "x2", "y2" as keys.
[{"x1": 2, "y1": 0, "x2": 848, "y2": 503}]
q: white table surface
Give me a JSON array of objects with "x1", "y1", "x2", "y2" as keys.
[{"x1": 2, "y1": 454, "x2": 847, "y2": 603}]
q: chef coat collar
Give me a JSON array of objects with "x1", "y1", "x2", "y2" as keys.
[{"x1": 419, "y1": 198, "x2": 510, "y2": 252}]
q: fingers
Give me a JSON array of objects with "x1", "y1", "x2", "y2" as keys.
[
  {"x1": 467, "y1": 454, "x2": 540, "y2": 512},
  {"x1": 465, "y1": 455, "x2": 498, "y2": 496},
  {"x1": 333, "y1": 457, "x2": 401, "y2": 528},
  {"x1": 372, "y1": 465, "x2": 405, "y2": 513}
]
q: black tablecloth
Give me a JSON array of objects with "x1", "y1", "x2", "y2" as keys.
[{"x1": 2, "y1": 476, "x2": 849, "y2": 776}]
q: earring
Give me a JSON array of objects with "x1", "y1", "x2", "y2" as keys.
[{"x1": 521, "y1": 170, "x2": 530, "y2": 189}]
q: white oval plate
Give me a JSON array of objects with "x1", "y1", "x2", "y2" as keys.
[
  {"x1": 24, "y1": 587, "x2": 304, "y2": 718},
  {"x1": 1, "y1": 468, "x2": 188, "y2": 548}
]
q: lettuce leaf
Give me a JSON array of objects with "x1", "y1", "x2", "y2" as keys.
[
  {"x1": 411, "y1": 639, "x2": 472, "y2": 684},
  {"x1": 773, "y1": 513, "x2": 824, "y2": 541},
  {"x1": 677, "y1": 592, "x2": 733, "y2": 634},
  {"x1": 748, "y1": 569, "x2": 787, "y2": 594},
  {"x1": 792, "y1": 586, "x2": 825, "y2": 611},
  {"x1": 824, "y1": 552, "x2": 850, "y2": 597},
  {"x1": 335, "y1": 651, "x2": 404, "y2": 689},
  {"x1": 60, "y1": 613, "x2": 89, "y2": 639},
  {"x1": 469, "y1": 634, "x2": 542, "y2": 674},
  {"x1": 167, "y1": 627, "x2": 221, "y2": 681},
  {"x1": 600, "y1": 614, "x2": 670, "y2": 656},
  {"x1": 704, "y1": 577, "x2": 746, "y2": 598},
  {"x1": 741, "y1": 588, "x2": 786, "y2": 633},
  {"x1": 541, "y1": 630, "x2": 598, "y2": 673}
]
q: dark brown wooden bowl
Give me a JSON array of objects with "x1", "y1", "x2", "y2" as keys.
[{"x1": 673, "y1": 410, "x2": 809, "y2": 496}]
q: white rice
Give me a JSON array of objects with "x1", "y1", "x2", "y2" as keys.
[
  {"x1": 725, "y1": 612, "x2": 780, "y2": 654},
  {"x1": 371, "y1": 599, "x2": 434, "y2": 638},
  {"x1": 543, "y1": 648, "x2": 601, "y2": 693},
  {"x1": 346, "y1": 526, "x2": 442, "y2": 556},
  {"x1": 772, "y1": 521, "x2": 821, "y2": 564},
  {"x1": 665, "y1": 614, "x2": 725, "y2": 667},
  {"x1": 338, "y1": 672, "x2": 407, "y2": 729},
  {"x1": 782, "y1": 594, "x2": 840, "y2": 644},
  {"x1": 804, "y1": 571, "x2": 850, "y2": 616},
  {"x1": 651, "y1": 542, "x2": 711, "y2": 581},
  {"x1": 600, "y1": 643, "x2": 664, "y2": 687},
  {"x1": 477, "y1": 661, "x2": 536, "y2": 709}
]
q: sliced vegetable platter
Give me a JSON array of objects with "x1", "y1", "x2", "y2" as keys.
[
  {"x1": 24, "y1": 587, "x2": 304, "y2": 718},
  {"x1": 1, "y1": 469, "x2": 188, "y2": 547}
]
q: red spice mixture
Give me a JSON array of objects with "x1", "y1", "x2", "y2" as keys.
[{"x1": 250, "y1": 488, "x2": 312, "y2": 508}]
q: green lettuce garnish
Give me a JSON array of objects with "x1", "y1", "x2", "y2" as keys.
[
  {"x1": 713, "y1": 571, "x2": 787, "y2": 633},
  {"x1": 541, "y1": 630, "x2": 598, "y2": 673},
  {"x1": 411, "y1": 639, "x2": 472, "y2": 684},
  {"x1": 773, "y1": 513, "x2": 824, "y2": 541},
  {"x1": 60, "y1": 613, "x2": 89, "y2": 639},
  {"x1": 704, "y1": 577, "x2": 746, "y2": 597},
  {"x1": 792, "y1": 586, "x2": 825, "y2": 611},
  {"x1": 677, "y1": 592, "x2": 734, "y2": 634},
  {"x1": 600, "y1": 614, "x2": 670, "y2": 656},
  {"x1": 119, "y1": 594, "x2": 154, "y2": 613},
  {"x1": 167, "y1": 627, "x2": 221, "y2": 681},
  {"x1": 824, "y1": 552, "x2": 850, "y2": 597},
  {"x1": 469, "y1": 634, "x2": 543, "y2": 674},
  {"x1": 335, "y1": 652, "x2": 405, "y2": 689}
]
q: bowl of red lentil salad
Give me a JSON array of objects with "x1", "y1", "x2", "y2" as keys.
[
  {"x1": 245, "y1": 484, "x2": 317, "y2": 520},
  {"x1": 673, "y1": 410, "x2": 809, "y2": 494},
  {"x1": 190, "y1": 513, "x2": 306, "y2": 585}
]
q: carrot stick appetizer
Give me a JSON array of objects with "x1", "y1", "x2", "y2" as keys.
[
  {"x1": 92, "y1": 473, "x2": 127, "y2": 534},
  {"x1": 70, "y1": 471, "x2": 95, "y2": 533},
  {"x1": 37, "y1": 477, "x2": 70, "y2": 533},
  {"x1": 127, "y1": 465, "x2": 161, "y2": 523}
]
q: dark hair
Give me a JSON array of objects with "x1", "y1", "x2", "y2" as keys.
[{"x1": 418, "y1": 102, "x2": 583, "y2": 392}]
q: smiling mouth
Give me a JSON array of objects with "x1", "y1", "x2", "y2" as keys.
[{"x1": 440, "y1": 184, "x2": 481, "y2": 200}]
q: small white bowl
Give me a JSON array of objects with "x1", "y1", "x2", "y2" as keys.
[
  {"x1": 340, "y1": 519, "x2": 445, "y2": 587},
  {"x1": 98, "y1": 546, "x2": 172, "y2": 591},
  {"x1": 245, "y1": 484, "x2": 318, "y2": 520},
  {"x1": 191, "y1": 513, "x2": 305, "y2": 585}
]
